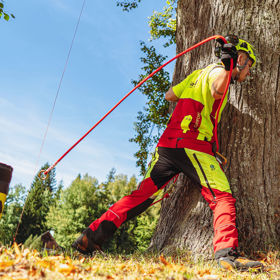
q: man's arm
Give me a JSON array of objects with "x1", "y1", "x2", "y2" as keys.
[
  {"x1": 211, "y1": 69, "x2": 231, "y2": 100},
  {"x1": 165, "y1": 87, "x2": 179, "y2": 102}
]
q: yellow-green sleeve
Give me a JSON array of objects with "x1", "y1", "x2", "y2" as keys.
[{"x1": 172, "y1": 77, "x2": 190, "y2": 99}]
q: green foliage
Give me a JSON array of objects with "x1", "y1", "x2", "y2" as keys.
[
  {"x1": 149, "y1": 0, "x2": 177, "y2": 47},
  {"x1": 23, "y1": 234, "x2": 43, "y2": 251},
  {"x1": 15, "y1": 163, "x2": 60, "y2": 244},
  {"x1": 133, "y1": 205, "x2": 160, "y2": 251},
  {"x1": 47, "y1": 171, "x2": 160, "y2": 253},
  {"x1": 0, "y1": 184, "x2": 26, "y2": 245},
  {"x1": 1, "y1": 167, "x2": 160, "y2": 253},
  {"x1": 116, "y1": 0, "x2": 142, "y2": 12},
  {"x1": 46, "y1": 174, "x2": 104, "y2": 249},
  {"x1": 129, "y1": 42, "x2": 170, "y2": 174},
  {"x1": 101, "y1": 173, "x2": 160, "y2": 253},
  {"x1": 0, "y1": 1, "x2": 15, "y2": 21},
  {"x1": 103, "y1": 174, "x2": 138, "y2": 253}
]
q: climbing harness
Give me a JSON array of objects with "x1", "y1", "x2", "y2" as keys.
[{"x1": 40, "y1": 35, "x2": 233, "y2": 179}]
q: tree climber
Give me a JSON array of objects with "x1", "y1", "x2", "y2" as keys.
[
  {"x1": 0, "y1": 163, "x2": 13, "y2": 219},
  {"x1": 72, "y1": 35, "x2": 263, "y2": 271}
]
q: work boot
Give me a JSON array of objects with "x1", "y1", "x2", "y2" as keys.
[
  {"x1": 72, "y1": 227, "x2": 102, "y2": 256},
  {"x1": 216, "y1": 248, "x2": 264, "y2": 271}
]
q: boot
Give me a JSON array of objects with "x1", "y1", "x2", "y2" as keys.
[
  {"x1": 72, "y1": 227, "x2": 102, "y2": 256},
  {"x1": 216, "y1": 248, "x2": 264, "y2": 271}
]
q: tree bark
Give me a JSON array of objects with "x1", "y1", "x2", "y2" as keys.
[{"x1": 150, "y1": 0, "x2": 280, "y2": 257}]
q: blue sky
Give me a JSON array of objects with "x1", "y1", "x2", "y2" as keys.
[{"x1": 0, "y1": 0, "x2": 176, "y2": 189}]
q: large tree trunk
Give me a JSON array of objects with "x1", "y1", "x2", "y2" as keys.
[{"x1": 150, "y1": 0, "x2": 280, "y2": 257}]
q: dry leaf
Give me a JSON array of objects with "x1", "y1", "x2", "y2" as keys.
[
  {"x1": 198, "y1": 269, "x2": 211, "y2": 276},
  {"x1": 0, "y1": 261, "x2": 14, "y2": 269},
  {"x1": 159, "y1": 255, "x2": 169, "y2": 266}
]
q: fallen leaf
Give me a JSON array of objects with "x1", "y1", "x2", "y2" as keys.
[
  {"x1": 0, "y1": 261, "x2": 14, "y2": 270},
  {"x1": 198, "y1": 269, "x2": 211, "y2": 276},
  {"x1": 159, "y1": 255, "x2": 169, "y2": 266},
  {"x1": 36, "y1": 260, "x2": 55, "y2": 270}
]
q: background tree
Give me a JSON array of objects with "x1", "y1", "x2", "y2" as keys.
[
  {"x1": 150, "y1": 0, "x2": 280, "y2": 256},
  {"x1": 47, "y1": 171, "x2": 160, "y2": 253},
  {"x1": 0, "y1": 184, "x2": 26, "y2": 244},
  {"x1": 0, "y1": 1, "x2": 15, "y2": 21},
  {"x1": 116, "y1": 0, "x2": 142, "y2": 11},
  {"x1": 129, "y1": 43, "x2": 170, "y2": 174},
  {"x1": 46, "y1": 174, "x2": 105, "y2": 249},
  {"x1": 16, "y1": 163, "x2": 61, "y2": 244}
]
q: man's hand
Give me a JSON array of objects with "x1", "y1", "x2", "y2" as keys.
[{"x1": 221, "y1": 43, "x2": 238, "y2": 71}]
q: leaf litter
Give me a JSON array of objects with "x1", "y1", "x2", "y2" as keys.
[{"x1": 0, "y1": 244, "x2": 279, "y2": 279}]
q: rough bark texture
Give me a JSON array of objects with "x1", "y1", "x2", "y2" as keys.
[{"x1": 150, "y1": 0, "x2": 280, "y2": 257}]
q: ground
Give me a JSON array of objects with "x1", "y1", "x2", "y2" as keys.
[{"x1": 0, "y1": 244, "x2": 279, "y2": 279}]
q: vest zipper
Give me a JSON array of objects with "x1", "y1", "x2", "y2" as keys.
[{"x1": 193, "y1": 153, "x2": 216, "y2": 202}]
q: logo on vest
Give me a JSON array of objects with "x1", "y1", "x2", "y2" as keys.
[
  {"x1": 189, "y1": 81, "x2": 198, "y2": 87},
  {"x1": 181, "y1": 115, "x2": 192, "y2": 133},
  {"x1": 194, "y1": 112, "x2": 201, "y2": 128}
]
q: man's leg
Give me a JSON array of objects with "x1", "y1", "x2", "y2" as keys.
[
  {"x1": 183, "y1": 148, "x2": 263, "y2": 270},
  {"x1": 72, "y1": 147, "x2": 179, "y2": 255}
]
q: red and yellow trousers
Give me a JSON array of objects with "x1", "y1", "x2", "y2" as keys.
[{"x1": 89, "y1": 146, "x2": 238, "y2": 253}]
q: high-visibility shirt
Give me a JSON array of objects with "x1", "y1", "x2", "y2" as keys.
[{"x1": 157, "y1": 63, "x2": 228, "y2": 154}]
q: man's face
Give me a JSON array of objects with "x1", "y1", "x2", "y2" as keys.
[{"x1": 236, "y1": 53, "x2": 253, "y2": 83}]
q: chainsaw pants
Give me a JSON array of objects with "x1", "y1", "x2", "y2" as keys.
[{"x1": 88, "y1": 146, "x2": 238, "y2": 253}]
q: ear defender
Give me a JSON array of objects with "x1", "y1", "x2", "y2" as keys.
[
  {"x1": 214, "y1": 34, "x2": 239, "y2": 59},
  {"x1": 215, "y1": 34, "x2": 256, "y2": 67}
]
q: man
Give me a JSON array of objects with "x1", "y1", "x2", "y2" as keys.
[
  {"x1": 72, "y1": 35, "x2": 263, "y2": 271},
  {"x1": 0, "y1": 162, "x2": 13, "y2": 219}
]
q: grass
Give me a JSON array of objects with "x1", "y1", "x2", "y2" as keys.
[{"x1": 0, "y1": 244, "x2": 279, "y2": 279}]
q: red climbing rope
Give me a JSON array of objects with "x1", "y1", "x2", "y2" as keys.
[
  {"x1": 214, "y1": 60, "x2": 233, "y2": 152},
  {"x1": 41, "y1": 35, "x2": 230, "y2": 178}
]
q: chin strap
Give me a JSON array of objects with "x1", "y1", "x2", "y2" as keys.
[{"x1": 237, "y1": 56, "x2": 250, "y2": 71}]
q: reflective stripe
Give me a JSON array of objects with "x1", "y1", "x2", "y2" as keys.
[
  {"x1": 108, "y1": 209, "x2": 121, "y2": 220},
  {"x1": 215, "y1": 223, "x2": 236, "y2": 232},
  {"x1": 193, "y1": 153, "x2": 216, "y2": 200}
]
